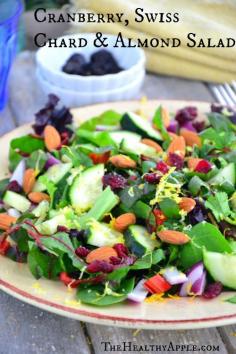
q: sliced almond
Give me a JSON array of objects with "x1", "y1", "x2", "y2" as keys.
[
  {"x1": 114, "y1": 213, "x2": 136, "y2": 232},
  {"x1": 23, "y1": 168, "x2": 36, "y2": 194},
  {"x1": 179, "y1": 198, "x2": 196, "y2": 213},
  {"x1": 109, "y1": 155, "x2": 136, "y2": 169},
  {"x1": 86, "y1": 246, "x2": 118, "y2": 264},
  {"x1": 180, "y1": 129, "x2": 202, "y2": 148},
  {"x1": 28, "y1": 192, "x2": 50, "y2": 204},
  {"x1": 44, "y1": 125, "x2": 61, "y2": 152},
  {"x1": 157, "y1": 230, "x2": 190, "y2": 245},
  {"x1": 141, "y1": 139, "x2": 163, "y2": 153},
  {"x1": 0, "y1": 213, "x2": 17, "y2": 231}
]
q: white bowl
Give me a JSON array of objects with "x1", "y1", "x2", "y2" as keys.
[
  {"x1": 36, "y1": 68, "x2": 145, "y2": 107},
  {"x1": 36, "y1": 33, "x2": 146, "y2": 92}
]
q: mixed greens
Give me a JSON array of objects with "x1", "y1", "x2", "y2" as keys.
[{"x1": 1, "y1": 94, "x2": 236, "y2": 306}]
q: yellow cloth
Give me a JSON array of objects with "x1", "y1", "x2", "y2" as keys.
[{"x1": 70, "y1": 0, "x2": 236, "y2": 82}]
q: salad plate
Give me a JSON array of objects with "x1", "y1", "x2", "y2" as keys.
[{"x1": 0, "y1": 99, "x2": 236, "y2": 329}]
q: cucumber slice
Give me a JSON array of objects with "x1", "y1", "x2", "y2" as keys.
[
  {"x1": 203, "y1": 250, "x2": 236, "y2": 289},
  {"x1": 121, "y1": 139, "x2": 158, "y2": 159},
  {"x1": 36, "y1": 214, "x2": 67, "y2": 235},
  {"x1": 87, "y1": 219, "x2": 124, "y2": 247},
  {"x1": 33, "y1": 163, "x2": 72, "y2": 192},
  {"x1": 125, "y1": 225, "x2": 160, "y2": 257},
  {"x1": 3, "y1": 191, "x2": 31, "y2": 213},
  {"x1": 208, "y1": 163, "x2": 235, "y2": 187},
  {"x1": 70, "y1": 164, "x2": 104, "y2": 213},
  {"x1": 121, "y1": 112, "x2": 162, "y2": 141},
  {"x1": 109, "y1": 131, "x2": 141, "y2": 146}
]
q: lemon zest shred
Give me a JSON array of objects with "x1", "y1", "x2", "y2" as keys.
[
  {"x1": 150, "y1": 167, "x2": 182, "y2": 205},
  {"x1": 145, "y1": 293, "x2": 166, "y2": 303}
]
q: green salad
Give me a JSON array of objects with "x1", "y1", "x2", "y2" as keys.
[{"x1": 1, "y1": 94, "x2": 236, "y2": 306}]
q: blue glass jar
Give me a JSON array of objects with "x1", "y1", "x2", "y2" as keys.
[{"x1": 0, "y1": 0, "x2": 23, "y2": 111}]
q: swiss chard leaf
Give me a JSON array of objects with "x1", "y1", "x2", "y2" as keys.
[
  {"x1": 10, "y1": 225, "x2": 31, "y2": 252},
  {"x1": 27, "y1": 242, "x2": 62, "y2": 279},
  {"x1": 41, "y1": 232, "x2": 85, "y2": 270}
]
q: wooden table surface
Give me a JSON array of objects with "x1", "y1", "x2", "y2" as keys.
[{"x1": 0, "y1": 51, "x2": 235, "y2": 354}]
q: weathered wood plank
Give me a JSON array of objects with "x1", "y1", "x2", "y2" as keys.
[
  {"x1": 0, "y1": 292, "x2": 91, "y2": 354},
  {"x1": 0, "y1": 104, "x2": 16, "y2": 136},
  {"x1": 86, "y1": 324, "x2": 227, "y2": 354},
  {"x1": 218, "y1": 325, "x2": 236, "y2": 354}
]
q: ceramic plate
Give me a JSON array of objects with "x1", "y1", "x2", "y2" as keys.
[{"x1": 0, "y1": 100, "x2": 236, "y2": 330}]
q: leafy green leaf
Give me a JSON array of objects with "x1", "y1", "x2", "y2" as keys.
[
  {"x1": 107, "y1": 266, "x2": 129, "y2": 282},
  {"x1": 188, "y1": 176, "x2": 210, "y2": 196},
  {"x1": 61, "y1": 146, "x2": 93, "y2": 168},
  {"x1": 205, "y1": 192, "x2": 231, "y2": 222},
  {"x1": 225, "y1": 295, "x2": 236, "y2": 304},
  {"x1": 10, "y1": 225, "x2": 31, "y2": 252},
  {"x1": 79, "y1": 110, "x2": 121, "y2": 131},
  {"x1": 152, "y1": 106, "x2": 170, "y2": 142},
  {"x1": 159, "y1": 198, "x2": 180, "y2": 218},
  {"x1": 208, "y1": 113, "x2": 233, "y2": 132},
  {"x1": 9, "y1": 147, "x2": 22, "y2": 172},
  {"x1": 38, "y1": 175, "x2": 56, "y2": 207},
  {"x1": 11, "y1": 135, "x2": 45, "y2": 154},
  {"x1": 27, "y1": 150, "x2": 47, "y2": 173},
  {"x1": 0, "y1": 178, "x2": 9, "y2": 199},
  {"x1": 200, "y1": 127, "x2": 236, "y2": 150},
  {"x1": 180, "y1": 222, "x2": 232, "y2": 269},
  {"x1": 76, "y1": 130, "x2": 116, "y2": 147},
  {"x1": 27, "y1": 242, "x2": 62, "y2": 279},
  {"x1": 76, "y1": 278, "x2": 134, "y2": 306},
  {"x1": 41, "y1": 232, "x2": 85, "y2": 270}
]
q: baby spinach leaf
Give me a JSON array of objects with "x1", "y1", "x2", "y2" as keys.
[
  {"x1": 9, "y1": 147, "x2": 22, "y2": 172},
  {"x1": 76, "y1": 277, "x2": 134, "y2": 306},
  {"x1": 159, "y1": 198, "x2": 180, "y2": 218},
  {"x1": 27, "y1": 150, "x2": 47, "y2": 172},
  {"x1": 11, "y1": 135, "x2": 45, "y2": 154},
  {"x1": 79, "y1": 110, "x2": 121, "y2": 131},
  {"x1": 180, "y1": 222, "x2": 232, "y2": 269}
]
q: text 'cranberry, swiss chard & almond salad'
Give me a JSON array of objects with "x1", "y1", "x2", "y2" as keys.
[{"x1": 0, "y1": 95, "x2": 236, "y2": 306}]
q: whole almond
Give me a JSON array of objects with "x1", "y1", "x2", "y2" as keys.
[
  {"x1": 0, "y1": 213, "x2": 17, "y2": 231},
  {"x1": 114, "y1": 213, "x2": 136, "y2": 232},
  {"x1": 141, "y1": 139, "x2": 163, "y2": 153},
  {"x1": 187, "y1": 157, "x2": 202, "y2": 170},
  {"x1": 179, "y1": 198, "x2": 196, "y2": 213},
  {"x1": 86, "y1": 246, "x2": 118, "y2": 264},
  {"x1": 162, "y1": 107, "x2": 170, "y2": 127},
  {"x1": 28, "y1": 192, "x2": 50, "y2": 204},
  {"x1": 109, "y1": 155, "x2": 136, "y2": 169},
  {"x1": 180, "y1": 129, "x2": 202, "y2": 148},
  {"x1": 167, "y1": 136, "x2": 186, "y2": 158},
  {"x1": 44, "y1": 125, "x2": 61, "y2": 152},
  {"x1": 157, "y1": 230, "x2": 190, "y2": 245},
  {"x1": 23, "y1": 169, "x2": 36, "y2": 194}
]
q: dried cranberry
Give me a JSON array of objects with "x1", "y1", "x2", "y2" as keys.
[
  {"x1": 175, "y1": 106, "x2": 198, "y2": 125},
  {"x1": 144, "y1": 173, "x2": 161, "y2": 184},
  {"x1": 193, "y1": 121, "x2": 205, "y2": 132},
  {"x1": 57, "y1": 225, "x2": 69, "y2": 233},
  {"x1": 113, "y1": 243, "x2": 128, "y2": 258},
  {"x1": 102, "y1": 173, "x2": 127, "y2": 190},
  {"x1": 109, "y1": 256, "x2": 122, "y2": 265},
  {"x1": 195, "y1": 160, "x2": 212, "y2": 174},
  {"x1": 69, "y1": 229, "x2": 85, "y2": 238},
  {"x1": 156, "y1": 161, "x2": 169, "y2": 174},
  {"x1": 75, "y1": 246, "x2": 90, "y2": 258},
  {"x1": 203, "y1": 282, "x2": 223, "y2": 299},
  {"x1": 168, "y1": 153, "x2": 184, "y2": 170},
  {"x1": 87, "y1": 260, "x2": 114, "y2": 273},
  {"x1": 60, "y1": 132, "x2": 69, "y2": 145},
  {"x1": 7, "y1": 180, "x2": 22, "y2": 193}
]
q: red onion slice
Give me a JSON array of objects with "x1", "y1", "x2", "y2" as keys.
[
  {"x1": 191, "y1": 271, "x2": 206, "y2": 295},
  {"x1": 7, "y1": 208, "x2": 21, "y2": 218},
  {"x1": 162, "y1": 267, "x2": 187, "y2": 285},
  {"x1": 45, "y1": 154, "x2": 60, "y2": 170},
  {"x1": 10, "y1": 160, "x2": 26, "y2": 186},
  {"x1": 179, "y1": 262, "x2": 204, "y2": 297},
  {"x1": 127, "y1": 279, "x2": 148, "y2": 303}
]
